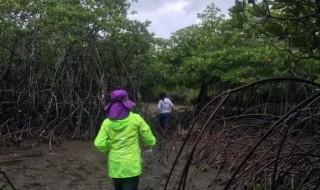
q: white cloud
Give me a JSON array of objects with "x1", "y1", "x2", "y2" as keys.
[
  {"x1": 128, "y1": 0, "x2": 235, "y2": 39},
  {"x1": 163, "y1": 0, "x2": 189, "y2": 14}
]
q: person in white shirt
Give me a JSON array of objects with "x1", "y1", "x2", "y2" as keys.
[{"x1": 157, "y1": 92, "x2": 174, "y2": 128}]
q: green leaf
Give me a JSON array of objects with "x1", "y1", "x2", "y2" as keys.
[
  {"x1": 271, "y1": 3, "x2": 287, "y2": 10},
  {"x1": 252, "y1": 4, "x2": 265, "y2": 16},
  {"x1": 228, "y1": 4, "x2": 244, "y2": 14},
  {"x1": 235, "y1": 13, "x2": 246, "y2": 25},
  {"x1": 229, "y1": 19, "x2": 243, "y2": 28},
  {"x1": 265, "y1": 22, "x2": 283, "y2": 36}
]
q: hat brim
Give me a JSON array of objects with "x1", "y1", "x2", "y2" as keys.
[
  {"x1": 104, "y1": 100, "x2": 136, "y2": 119},
  {"x1": 122, "y1": 100, "x2": 136, "y2": 109}
]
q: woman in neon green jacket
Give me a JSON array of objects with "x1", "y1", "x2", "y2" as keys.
[{"x1": 94, "y1": 89, "x2": 156, "y2": 190}]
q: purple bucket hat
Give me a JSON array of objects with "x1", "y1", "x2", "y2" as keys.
[{"x1": 104, "y1": 90, "x2": 136, "y2": 119}]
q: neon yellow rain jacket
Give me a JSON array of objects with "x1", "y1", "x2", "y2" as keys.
[{"x1": 94, "y1": 112, "x2": 156, "y2": 178}]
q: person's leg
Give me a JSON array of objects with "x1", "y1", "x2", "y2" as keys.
[
  {"x1": 160, "y1": 113, "x2": 165, "y2": 128},
  {"x1": 167, "y1": 113, "x2": 171, "y2": 127},
  {"x1": 162, "y1": 113, "x2": 170, "y2": 128},
  {"x1": 112, "y1": 178, "x2": 124, "y2": 190},
  {"x1": 122, "y1": 176, "x2": 140, "y2": 190}
]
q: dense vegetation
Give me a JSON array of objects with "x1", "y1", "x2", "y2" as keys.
[
  {"x1": 0, "y1": 0, "x2": 319, "y2": 146},
  {"x1": 0, "y1": 0, "x2": 154, "y2": 142},
  {"x1": 0, "y1": 0, "x2": 320, "y2": 189},
  {"x1": 161, "y1": 1, "x2": 320, "y2": 189}
]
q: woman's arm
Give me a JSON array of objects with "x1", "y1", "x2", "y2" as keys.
[
  {"x1": 138, "y1": 116, "x2": 156, "y2": 146},
  {"x1": 94, "y1": 120, "x2": 111, "y2": 152}
]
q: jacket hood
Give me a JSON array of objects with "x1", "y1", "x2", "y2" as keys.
[{"x1": 108, "y1": 113, "x2": 130, "y2": 131}]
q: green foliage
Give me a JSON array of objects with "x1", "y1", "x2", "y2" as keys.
[
  {"x1": 229, "y1": 0, "x2": 320, "y2": 59},
  {"x1": 151, "y1": 1, "x2": 320, "y2": 103},
  {"x1": 1, "y1": 0, "x2": 319, "y2": 138},
  {"x1": 0, "y1": 0, "x2": 154, "y2": 137}
]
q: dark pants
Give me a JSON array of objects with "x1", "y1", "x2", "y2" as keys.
[
  {"x1": 160, "y1": 113, "x2": 171, "y2": 128},
  {"x1": 112, "y1": 176, "x2": 140, "y2": 190}
]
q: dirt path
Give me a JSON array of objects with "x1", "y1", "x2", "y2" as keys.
[
  {"x1": 0, "y1": 103, "x2": 219, "y2": 190},
  {"x1": 1, "y1": 140, "x2": 166, "y2": 190},
  {"x1": 0, "y1": 138, "x2": 218, "y2": 190}
]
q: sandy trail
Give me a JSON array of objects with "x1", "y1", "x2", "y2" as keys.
[
  {"x1": 0, "y1": 103, "x2": 219, "y2": 190},
  {"x1": 0, "y1": 136, "x2": 219, "y2": 190}
]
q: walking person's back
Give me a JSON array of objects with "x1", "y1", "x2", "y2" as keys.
[
  {"x1": 94, "y1": 89, "x2": 156, "y2": 190},
  {"x1": 157, "y1": 92, "x2": 174, "y2": 128}
]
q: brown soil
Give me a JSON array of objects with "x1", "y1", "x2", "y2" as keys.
[
  {"x1": 0, "y1": 103, "x2": 220, "y2": 190},
  {"x1": 0, "y1": 138, "x2": 219, "y2": 190}
]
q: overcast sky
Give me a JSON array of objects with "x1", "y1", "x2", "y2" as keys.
[{"x1": 128, "y1": 0, "x2": 235, "y2": 39}]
